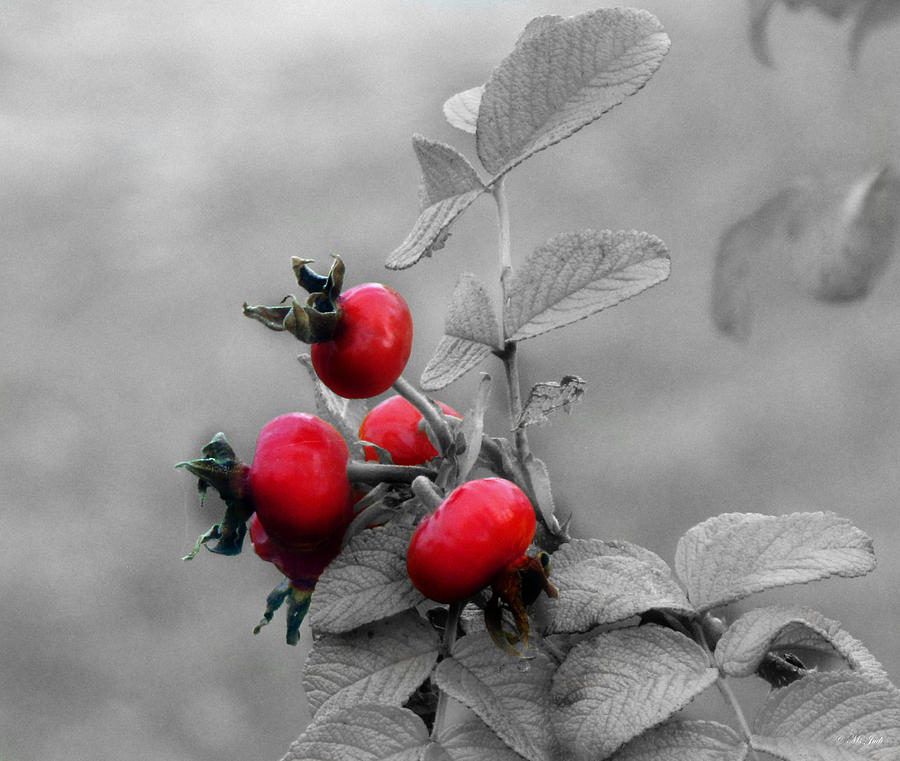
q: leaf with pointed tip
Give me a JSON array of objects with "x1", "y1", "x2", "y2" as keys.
[
  {"x1": 609, "y1": 720, "x2": 749, "y2": 761},
  {"x1": 420, "y1": 273, "x2": 502, "y2": 391},
  {"x1": 298, "y1": 354, "x2": 367, "y2": 443},
  {"x1": 282, "y1": 704, "x2": 430, "y2": 761},
  {"x1": 505, "y1": 230, "x2": 669, "y2": 342},
  {"x1": 456, "y1": 374, "x2": 492, "y2": 484},
  {"x1": 443, "y1": 87, "x2": 484, "y2": 134},
  {"x1": 303, "y1": 610, "x2": 440, "y2": 721},
  {"x1": 545, "y1": 538, "x2": 693, "y2": 635},
  {"x1": 850, "y1": 0, "x2": 900, "y2": 66},
  {"x1": 674, "y1": 512, "x2": 875, "y2": 613},
  {"x1": 752, "y1": 672, "x2": 900, "y2": 759},
  {"x1": 521, "y1": 454, "x2": 565, "y2": 541},
  {"x1": 515, "y1": 375, "x2": 585, "y2": 430},
  {"x1": 387, "y1": 136, "x2": 486, "y2": 270},
  {"x1": 434, "y1": 631, "x2": 557, "y2": 761},
  {"x1": 440, "y1": 16, "x2": 564, "y2": 137},
  {"x1": 308, "y1": 522, "x2": 425, "y2": 634},
  {"x1": 476, "y1": 8, "x2": 669, "y2": 176},
  {"x1": 715, "y1": 605, "x2": 891, "y2": 687},
  {"x1": 551, "y1": 625, "x2": 719, "y2": 761},
  {"x1": 435, "y1": 709, "x2": 528, "y2": 761},
  {"x1": 710, "y1": 186, "x2": 804, "y2": 338}
]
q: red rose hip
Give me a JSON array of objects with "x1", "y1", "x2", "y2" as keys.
[
  {"x1": 358, "y1": 395, "x2": 460, "y2": 466},
  {"x1": 310, "y1": 283, "x2": 413, "y2": 399},
  {"x1": 249, "y1": 413, "x2": 353, "y2": 549},
  {"x1": 249, "y1": 512, "x2": 342, "y2": 588},
  {"x1": 406, "y1": 478, "x2": 536, "y2": 603}
]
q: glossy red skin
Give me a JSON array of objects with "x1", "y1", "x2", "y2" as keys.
[
  {"x1": 406, "y1": 478, "x2": 536, "y2": 603},
  {"x1": 358, "y1": 395, "x2": 460, "y2": 466},
  {"x1": 249, "y1": 513, "x2": 342, "y2": 590},
  {"x1": 249, "y1": 413, "x2": 353, "y2": 549},
  {"x1": 310, "y1": 283, "x2": 413, "y2": 399}
]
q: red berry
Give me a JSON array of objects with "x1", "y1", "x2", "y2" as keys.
[
  {"x1": 249, "y1": 413, "x2": 353, "y2": 549},
  {"x1": 310, "y1": 283, "x2": 413, "y2": 399},
  {"x1": 358, "y1": 395, "x2": 460, "y2": 466},
  {"x1": 249, "y1": 513, "x2": 342, "y2": 589},
  {"x1": 406, "y1": 478, "x2": 536, "y2": 603}
]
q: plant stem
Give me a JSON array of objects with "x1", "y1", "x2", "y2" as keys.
[
  {"x1": 494, "y1": 176, "x2": 513, "y2": 288},
  {"x1": 491, "y1": 178, "x2": 530, "y2": 463},
  {"x1": 692, "y1": 621, "x2": 761, "y2": 761},
  {"x1": 431, "y1": 600, "x2": 464, "y2": 739},
  {"x1": 392, "y1": 375, "x2": 455, "y2": 456},
  {"x1": 502, "y1": 342, "x2": 531, "y2": 461}
]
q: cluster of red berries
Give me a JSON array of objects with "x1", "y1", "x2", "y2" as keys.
[{"x1": 179, "y1": 260, "x2": 552, "y2": 646}]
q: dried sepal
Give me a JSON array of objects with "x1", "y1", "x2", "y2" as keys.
[
  {"x1": 176, "y1": 432, "x2": 252, "y2": 558},
  {"x1": 484, "y1": 552, "x2": 558, "y2": 656}
]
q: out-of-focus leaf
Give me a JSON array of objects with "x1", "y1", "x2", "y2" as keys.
[
  {"x1": 674, "y1": 512, "x2": 875, "y2": 612},
  {"x1": 752, "y1": 672, "x2": 900, "y2": 760},
  {"x1": 790, "y1": 164, "x2": 900, "y2": 302},
  {"x1": 715, "y1": 605, "x2": 891, "y2": 687},
  {"x1": 308, "y1": 522, "x2": 424, "y2": 633},
  {"x1": 387, "y1": 136, "x2": 486, "y2": 270},
  {"x1": 281, "y1": 704, "x2": 430, "y2": 761},
  {"x1": 505, "y1": 230, "x2": 669, "y2": 342},
  {"x1": 850, "y1": 0, "x2": 900, "y2": 66},
  {"x1": 443, "y1": 87, "x2": 484, "y2": 134},
  {"x1": 435, "y1": 708, "x2": 528, "y2": 761},
  {"x1": 748, "y1": 0, "x2": 780, "y2": 67},
  {"x1": 476, "y1": 8, "x2": 669, "y2": 176},
  {"x1": 515, "y1": 375, "x2": 585, "y2": 430},
  {"x1": 303, "y1": 610, "x2": 440, "y2": 720},
  {"x1": 713, "y1": 166, "x2": 900, "y2": 337},
  {"x1": 298, "y1": 354, "x2": 368, "y2": 442},
  {"x1": 608, "y1": 719, "x2": 749, "y2": 761},
  {"x1": 420, "y1": 273, "x2": 502, "y2": 391},
  {"x1": 710, "y1": 187, "x2": 804, "y2": 339},
  {"x1": 551, "y1": 625, "x2": 718, "y2": 761},
  {"x1": 545, "y1": 538, "x2": 693, "y2": 634},
  {"x1": 750, "y1": 0, "x2": 875, "y2": 67},
  {"x1": 434, "y1": 631, "x2": 557, "y2": 761}
]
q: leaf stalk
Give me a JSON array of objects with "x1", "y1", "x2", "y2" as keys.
[{"x1": 431, "y1": 599, "x2": 464, "y2": 739}]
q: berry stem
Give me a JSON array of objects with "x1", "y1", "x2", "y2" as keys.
[
  {"x1": 392, "y1": 375, "x2": 455, "y2": 456},
  {"x1": 345, "y1": 461, "x2": 436, "y2": 484},
  {"x1": 411, "y1": 474, "x2": 443, "y2": 511}
]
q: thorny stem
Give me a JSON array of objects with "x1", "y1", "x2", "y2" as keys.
[
  {"x1": 431, "y1": 600, "x2": 464, "y2": 739},
  {"x1": 392, "y1": 375, "x2": 455, "y2": 456},
  {"x1": 692, "y1": 621, "x2": 762, "y2": 761}
]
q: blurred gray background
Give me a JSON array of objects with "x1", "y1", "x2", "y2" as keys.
[{"x1": 2, "y1": 1, "x2": 899, "y2": 759}]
